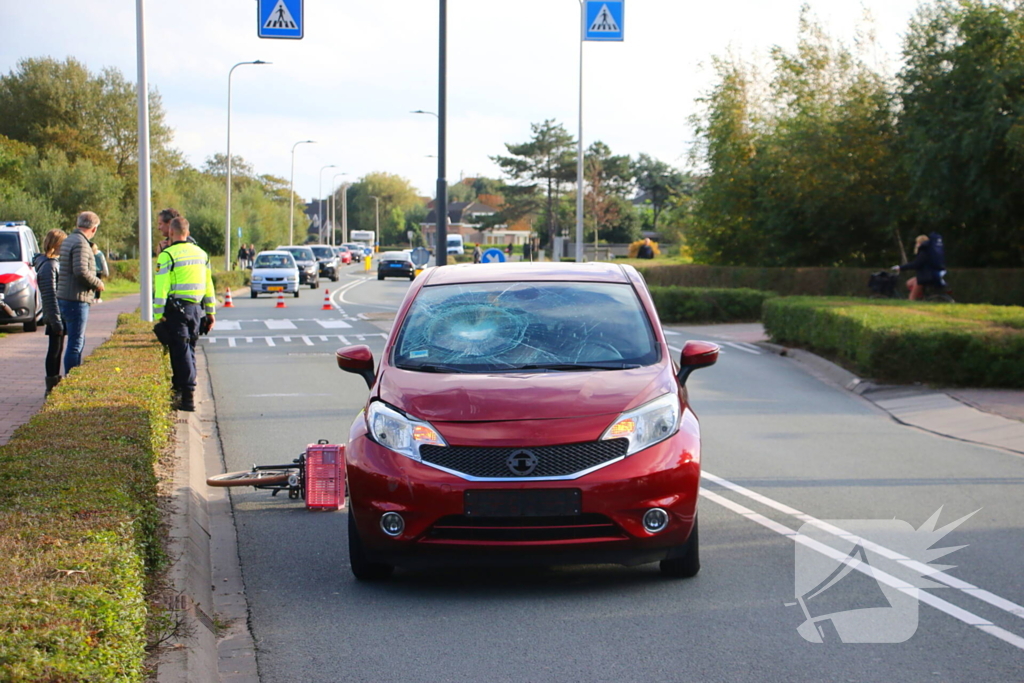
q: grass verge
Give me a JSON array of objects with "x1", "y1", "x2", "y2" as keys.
[
  {"x1": 763, "y1": 297, "x2": 1024, "y2": 387},
  {"x1": 0, "y1": 313, "x2": 172, "y2": 682},
  {"x1": 650, "y1": 286, "x2": 775, "y2": 324}
]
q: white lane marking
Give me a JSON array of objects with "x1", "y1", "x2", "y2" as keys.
[
  {"x1": 318, "y1": 335, "x2": 328, "y2": 341},
  {"x1": 245, "y1": 393, "x2": 332, "y2": 398},
  {"x1": 205, "y1": 333, "x2": 386, "y2": 348},
  {"x1": 702, "y1": 470, "x2": 1024, "y2": 623},
  {"x1": 228, "y1": 337, "x2": 236, "y2": 347},
  {"x1": 264, "y1": 319, "x2": 297, "y2": 330},
  {"x1": 316, "y1": 320, "x2": 352, "y2": 329},
  {"x1": 336, "y1": 336, "x2": 350, "y2": 344},
  {"x1": 216, "y1": 320, "x2": 241, "y2": 330},
  {"x1": 724, "y1": 341, "x2": 761, "y2": 355},
  {"x1": 663, "y1": 329, "x2": 681, "y2": 336},
  {"x1": 283, "y1": 337, "x2": 291, "y2": 343},
  {"x1": 207, "y1": 337, "x2": 217, "y2": 344},
  {"x1": 265, "y1": 337, "x2": 275, "y2": 347},
  {"x1": 737, "y1": 341, "x2": 763, "y2": 353},
  {"x1": 699, "y1": 487, "x2": 1024, "y2": 651},
  {"x1": 301, "y1": 336, "x2": 314, "y2": 346}
]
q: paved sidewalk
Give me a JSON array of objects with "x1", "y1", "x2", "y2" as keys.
[
  {"x1": 667, "y1": 321, "x2": 1024, "y2": 456},
  {"x1": 0, "y1": 294, "x2": 141, "y2": 446}
]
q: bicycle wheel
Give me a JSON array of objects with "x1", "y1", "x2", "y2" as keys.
[{"x1": 206, "y1": 468, "x2": 293, "y2": 487}]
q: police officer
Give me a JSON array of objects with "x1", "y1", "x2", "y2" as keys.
[{"x1": 153, "y1": 217, "x2": 216, "y2": 411}]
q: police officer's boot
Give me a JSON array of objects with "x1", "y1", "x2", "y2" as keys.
[{"x1": 179, "y1": 389, "x2": 196, "y2": 412}]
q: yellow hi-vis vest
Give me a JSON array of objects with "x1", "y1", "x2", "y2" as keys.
[{"x1": 153, "y1": 241, "x2": 216, "y2": 319}]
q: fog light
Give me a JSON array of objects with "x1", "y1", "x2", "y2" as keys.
[
  {"x1": 642, "y1": 508, "x2": 670, "y2": 533},
  {"x1": 380, "y1": 512, "x2": 405, "y2": 537}
]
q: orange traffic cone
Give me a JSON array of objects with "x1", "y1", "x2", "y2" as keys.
[
  {"x1": 321, "y1": 288, "x2": 332, "y2": 311},
  {"x1": 275, "y1": 291, "x2": 286, "y2": 309},
  {"x1": 223, "y1": 288, "x2": 234, "y2": 308}
]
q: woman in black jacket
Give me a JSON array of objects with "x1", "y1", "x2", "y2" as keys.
[{"x1": 33, "y1": 229, "x2": 67, "y2": 395}]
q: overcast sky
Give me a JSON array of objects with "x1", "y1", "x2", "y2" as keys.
[{"x1": 2, "y1": 0, "x2": 925, "y2": 200}]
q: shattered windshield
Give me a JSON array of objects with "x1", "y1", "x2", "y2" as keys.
[{"x1": 393, "y1": 281, "x2": 658, "y2": 372}]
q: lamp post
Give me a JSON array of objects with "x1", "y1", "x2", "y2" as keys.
[
  {"x1": 318, "y1": 164, "x2": 337, "y2": 242},
  {"x1": 412, "y1": 109, "x2": 444, "y2": 261},
  {"x1": 289, "y1": 140, "x2": 316, "y2": 245},
  {"x1": 576, "y1": 0, "x2": 585, "y2": 262},
  {"x1": 331, "y1": 173, "x2": 348, "y2": 246},
  {"x1": 368, "y1": 195, "x2": 380, "y2": 253},
  {"x1": 136, "y1": 0, "x2": 153, "y2": 321},
  {"x1": 226, "y1": 60, "x2": 270, "y2": 271}
]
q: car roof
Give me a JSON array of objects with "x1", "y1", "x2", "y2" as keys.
[
  {"x1": 380, "y1": 251, "x2": 411, "y2": 259},
  {"x1": 423, "y1": 262, "x2": 630, "y2": 286},
  {"x1": 256, "y1": 250, "x2": 296, "y2": 257}
]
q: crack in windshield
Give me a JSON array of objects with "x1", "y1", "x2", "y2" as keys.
[{"x1": 393, "y1": 281, "x2": 658, "y2": 373}]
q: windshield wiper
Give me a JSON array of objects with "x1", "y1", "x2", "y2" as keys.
[
  {"x1": 397, "y1": 363, "x2": 470, "y2": 373},
  {"x1": 511, "y1": 362, "x2": 641, "y2": 372}
]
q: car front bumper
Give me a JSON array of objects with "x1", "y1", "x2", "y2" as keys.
[
  {"x1": 0, "y1": 287, "x2": 36, "y2": 324},
  {"x1": 346, "y1": 417, "x2": 701, "y2": 568},
  {"x1": 251, "y1": 281, "x2": 299, "y2": 293}
]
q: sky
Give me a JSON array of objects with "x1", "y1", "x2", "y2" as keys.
[{"x1": 1, "y1": 0, "x2": 925, "y2": 201}]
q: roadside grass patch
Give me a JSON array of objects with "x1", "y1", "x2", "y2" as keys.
[
  {"x1": 650, "y1": 286, "x2": 775, "y2": 324},
  {"x1": 0, "y1": 313, "x2": 172, "y2": 682},
  {"x1": 763, "y1": 297, "x2": 1024, "y2": 387}
]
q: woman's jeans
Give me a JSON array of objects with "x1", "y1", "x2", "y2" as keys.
[{"x1": 57, "y1": 299, "x2": 89, "y2": 374}]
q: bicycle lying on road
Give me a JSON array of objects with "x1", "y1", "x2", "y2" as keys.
[{"x1": 207, "y1": 455, "x2": 307, "y2": 498}]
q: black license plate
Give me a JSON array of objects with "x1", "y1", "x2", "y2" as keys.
[{"x1": 464, "y1": 489, "x2": 581, "y2": 517}]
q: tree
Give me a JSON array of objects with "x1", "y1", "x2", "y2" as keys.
[
  {"x1": 631, "y1": 154, "x2": 687, "y2": 235},
  {"x1": 898, "y1": 0, "x2": 1024, "y2": 266},
  {"x1": 583, "y1": 141, "x2": 636, "y2": 243},
  {"x1": 344, "y1": 172, "x2": 421, "y2": 246},
  {"x1": 490, "y1": 120, "x2": 576, "y2": 246}
]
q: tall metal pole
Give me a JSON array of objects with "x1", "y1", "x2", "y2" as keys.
[
  {"x1": 341, "y1": 184, "x2": 349, "y2": 244},
  {"x1": 318, "y1": 164, "x2": 336, "y2": 242},
  {"x1": 575, "y1": 0, "x2": 585, "y2": 263},
  {"x1": 226, "y1": 60, "x2": 269, "y2": 271},
  {"x1": 136, "y1": 0, "x2": 153, "y2": 322},
  {"x1": 436, "y1": 0, "x2": 448, "y2": 267},
  {"x1": 369, "y1": 195, "x2": 380, "y2": 253},
  {"x1": 289, "y1": 140, "x2": 315, "y2": 245},
  {"x1": 331, "y1": 173, "x2": 347, "y2": 247}
]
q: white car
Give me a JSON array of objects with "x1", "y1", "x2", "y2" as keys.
[
  {"x1": 0, "y1": 221, "x2": 42, "y2": 332},
  {"x1": 249, "y1": 251, "x2": 300, "y2": 298}
]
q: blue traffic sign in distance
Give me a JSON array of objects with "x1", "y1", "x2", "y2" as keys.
[
  {"x1": 482, "y1": 248, "x2": 507, "y2": 264},
  {"x1": 410, "y1": 247, "x2": 430, "y2": 267},
  {"x1": 259, "y1": 0, "x2": 303, "y2": 39},
  {"x1": 584, "y1": 1, "x2": 624, "y2": 42}
]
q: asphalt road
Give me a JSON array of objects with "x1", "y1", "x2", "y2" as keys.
[{"x1": 204, "y1": 264, "x2": 1024, "y2": 683}]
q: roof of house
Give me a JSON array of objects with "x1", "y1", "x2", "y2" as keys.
[{"x1": 423, "y1": 200, "x2": 499, "y2": 225}]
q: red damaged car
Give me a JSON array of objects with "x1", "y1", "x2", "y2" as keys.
[{"x1": 336, "y1": 262, "x2": 718, "y2": 580}]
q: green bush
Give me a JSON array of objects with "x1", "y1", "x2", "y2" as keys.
[
  {"x1": 109, "y1": 259, "x2": 140, "y2": 282},
  {"x1": 0, "y1": 314, "x2": 172, "y2": 681},
  {"x1": 763, "y1": 297, "x2": 1024, "y2": 387},
  {"x1": 211, "y1": 268, "x2": 249, "y2": 293},
  {"x1": 637, "y1": 264, "x2": 1024, "y2": 307},
  {"x1": 650, "y1": 286, "x2": 775, "y2": 324}
]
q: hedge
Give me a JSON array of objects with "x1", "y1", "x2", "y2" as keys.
[
  {"x1": 0, "y1": 314, "x2": 172, "y2": 681},
  {"x1": 637, "y1": 264, "x2": 1024, "y2": 307},
  {"x1": 763, "y1": 297, "x2": 1024, "y2": 387},
  {"x1": 106, "y1": 258, "x2": 249, "y2": 295},
  {"x1": 650, "y1": 286, "x2": 775, "y2": 324}
]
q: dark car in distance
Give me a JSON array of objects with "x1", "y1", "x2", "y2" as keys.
[{"x1": 377, "y1": 251, "x2": 416, "y2": 281}]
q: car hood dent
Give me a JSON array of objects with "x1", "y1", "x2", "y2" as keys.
[{"x1": 377, "y1": 363, "x2": 675, "y2": 422}]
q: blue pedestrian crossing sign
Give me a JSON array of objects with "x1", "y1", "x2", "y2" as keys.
[
  {"x1": 584, "y1": 1, "x2": 624, "y2": 42},
  {"x1": 482, "y1": 248, "x2": 507, "y2": 264},
  {"x1": 259, "y1": 0, "x2": 303, "y2": 39}
]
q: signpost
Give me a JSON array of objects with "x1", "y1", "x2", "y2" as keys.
[
  {"x1": 258, "y1": 0, "x2": 303, "y2": 39},
  {"x1": 481, "y1": 248, "x2": 507, "y2": 264},
  {"x1": 410, "y1": 247, "x2": 430, "y2": 267}
]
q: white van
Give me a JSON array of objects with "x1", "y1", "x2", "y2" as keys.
[{"x1": 446, "y1": 234, "x2": 464, "y2": 255}]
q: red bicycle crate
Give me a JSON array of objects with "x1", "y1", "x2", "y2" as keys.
[{"x1": 305, "y1": 443, "x2": 345, "y2": 511}]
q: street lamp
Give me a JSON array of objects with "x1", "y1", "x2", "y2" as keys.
[
  {"x1": 289, "y1": 139, "x2": 316, "y2": 245},
  {"x1": 368, "y1": 195, "x2": 381, "y2": 254},
  {"x1": 226, "y1": 60, "x2": 270, "y2": 270},
  {"x1": 576, "y1": 0, "x2": 585, "y2": 262},
  {"x1": 413, "y1": 106, "x2": 445, "y2": 262},
  {"x1": 318, "y1": 164, "x2": 337, "y2": 242},
  {"x1": 330, "y1": 172, "x2": 348, "y2": 246}
]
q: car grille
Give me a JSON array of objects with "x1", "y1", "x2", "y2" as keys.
[
  {"x1": 425, "y1": 513, "x2": 624, "y2": 543},
  {"x1": 0, "y1": 283, "x2": 5, "y2": 293},
  {"x1": 419, "y1": 439, "x2": 628, "y2": 479}
]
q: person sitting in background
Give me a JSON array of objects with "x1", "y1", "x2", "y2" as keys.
[
  {"x1": 893, "y1": 233, "x2": 947, "y2": 301},
  {"x1": 637, "y1": 238, "x2": 655, "y2": 259}
]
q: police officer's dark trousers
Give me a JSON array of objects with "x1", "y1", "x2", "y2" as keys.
[{"x1": 165, "y1": 299, "x2": 201, "y2": 395}]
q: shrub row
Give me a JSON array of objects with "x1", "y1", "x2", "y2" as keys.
[
  {"x1": 762, "y1": 297, "x2": 1024, "y2": 387},
  {"x1": 104, "y1": 258, "x2": 250, "y2": 295},
  {"x1": 0, "y1": 313, "x2": 172, "y2": 681},
  {"x1": 650, "y1": 286, "x2": 775, "y2": 324},
  {"x1": 637, "y1": 264, "x2": 1024, "y2": 306}
]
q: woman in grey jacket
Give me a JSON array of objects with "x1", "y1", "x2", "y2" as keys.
[{"x1": 33, "y1": 229, "x2": 67, "y2": 394}]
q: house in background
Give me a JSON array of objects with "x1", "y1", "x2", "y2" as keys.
[{"x1": 420, "y1": 197, "x2": 532, "y2": 250}]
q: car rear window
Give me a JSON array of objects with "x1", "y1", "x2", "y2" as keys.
[
  {"x1": 283, "y1": 248, "x2": 314, "y2": 261},
  {"x1": 311, "y1": 246, "x2": 333, "y2": 258},
  {"x1": 0, "y1": 233, "x2": 21, "y2": 262},
  {"x1": 393, "y1": 281, "x2": 658, "y2": 372}
]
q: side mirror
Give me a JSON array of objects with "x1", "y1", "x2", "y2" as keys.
[
  {"x1": 676, "y1": 340, "x2": 720, "y2": 386},
  {"x1": 336, "y1": 345, "x2": 375, "y2": 389}
]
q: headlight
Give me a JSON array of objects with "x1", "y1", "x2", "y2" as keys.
[
  {"x1": 250, "y1": 275, "x2": 263, "y2": 282},
  {"x1": 305, "y1": 265, "x2": 316, "y2": 272},
  {"x1": 286, "y1": 275, "x2": 298, "y2": 281},
  {"x1": 366, "y1": 401, "x2": 447, "y2": 462},
  {"x1": 5, "y1": 277, "x2": 28, "y2": 295},
  {"x1": 600, "y1": 393, "x2": 681, "y2": 456}
]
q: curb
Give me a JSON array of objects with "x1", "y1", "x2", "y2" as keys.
[
  {"x1": 156, "y1": 348, "x2": 258, "y2": 682},
  {"x1": 754, "y1": 341, "x2": 1024, "y2": 456}
]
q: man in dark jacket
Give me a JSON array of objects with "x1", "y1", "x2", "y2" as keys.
[
  {"x1": 56, "y1": 212, "x2": 104, "y2": 373},
  {"x1": 893, "y1": 233, "x2": 947, "y2": 300}
]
